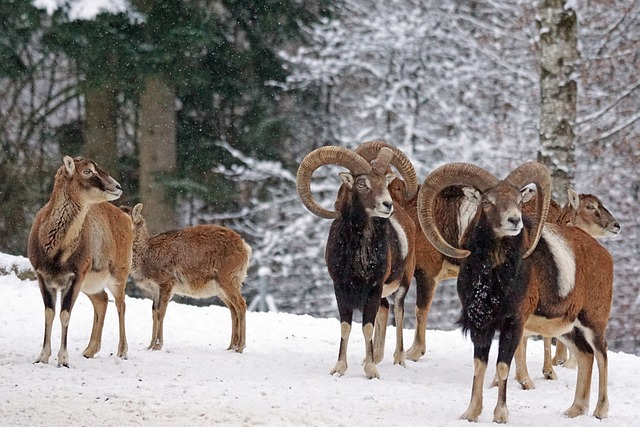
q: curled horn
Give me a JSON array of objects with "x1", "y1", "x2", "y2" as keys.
[
  {"x1": 504, "y1": 161, "x2": 552, "y2": 258},
  {"x1": 371, "y1": 147, "x2": 394, "y2": 174},
  {"x1": 296, "y1": 146, "x2": 372, "y2": 219},
  {"x1": 417, "y1": 163, "x2": 499, "y2": 258},
  {"x1": 354, "y1": 140, "x2": 419, "y2": 200}
]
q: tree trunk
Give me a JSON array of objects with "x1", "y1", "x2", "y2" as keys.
[
  {"x1": 84, "y1": 83, "x2": 119, "y2": 176},
  {"x1": 537, "y1": 0, "x2": 578, "y2": 205},
  {"x1": 138, "y1": 74, "x2": 177, "y2": 233}
]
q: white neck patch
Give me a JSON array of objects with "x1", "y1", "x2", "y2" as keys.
[
  {"x1": 389, "y1": 215, "x2": 409, "y2": 259},
  {"x1": 458, "y1": 199, "x2": 478, "y2": 243},
  {"x1": 541, "y1": 224, "x2": 576, "y2": 298}
]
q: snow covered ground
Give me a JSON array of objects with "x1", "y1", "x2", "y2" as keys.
[{"x1": 1, "y1": 253, "x2": 638, "y2": 426}]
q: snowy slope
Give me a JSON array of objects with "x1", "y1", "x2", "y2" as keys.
[{"x1": 0, "y1": 253, "x2": 638, "y2": 426}]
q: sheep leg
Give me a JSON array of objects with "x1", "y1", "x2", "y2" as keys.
[
  {"x1": 513, "y1": 336, "x2": 535, "y2": 390},
  {"x1": 35, "y1": 276, "x2": 56, "y2": 365},
  {"x1": 591, "y1": 335, "x2": 609, "y2": 419},
  {"x1": 149, "y1": 285, "x2": 173, "y2": 351},
  {"x1": 57, "y1": 276, "x2": 85, "y2": 367},
  {"x1": 218, "y1": 293, "x2": 238, "y2": 350},
  {"x1": 490, "y1": 335, "x2": 531, "y2": 388},
  {"x1": 230, "y1": 279, "x2": 247, "y2": 352},
  {"x1": 82, "y1": 290, "x2": 108, "y2": 358},
  {"x1": 490, "y1": 337, "x2": 526, "y2": 389},
  {"x1": 553, "y1": 339, "x2": 569, "y2": 365},
  {"x1": 563, "y1": 350, "x2": 578, "y2": 368},
  {"x1": 461, "y1": 346, "x2": 490, "y2": 422},
  {"x1": 565, "y1": 349, "x2": 593, "y2": 417},
  {"x1": 407, "y1": 270, "x2": 436, "y2": 362},
  {"x1": 148, "y1": 298, "x2": 160, "y2": 350},
  {"x1": 230, "y1": 291, "x2": 247, "y2": 352},
  {"x1": 362, "y1": 290, "x2": 381, "y2": 379},
  {"x1": 542, "y1": 337, "x2": 557, "y2": 380},
  {"x1": 562, "y1": 333, "x2": 593, "y2": 418},
  {"x1": 494, "y1": 361, "x2": 510, "y2": 423},
  {"x1": 362, "y1": 322, "x2": 379, "y2": 379},
  {"x1": 392, "y1": 284, "x2": 409, "y2": 366},
  {"x1": 373, "y1": 298, "x2": 389, "y2": 364},
  {"x1": 112, "y1": 279, "x2": 128, "y2": 359},
  {"x1": 219, "y1": 288, "x2": 247, "y2": 352},
  {"x1": 493, "y1": 323, "x2": 523, "y2": 424},
  {"x1": 330, "y1": 307, "x2": 352, "y2": 377}
]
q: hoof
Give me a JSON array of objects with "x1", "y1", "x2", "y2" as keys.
[
  {"x1": 330, "y1": 361, "x2": 347, "y2": 377},
  {"x1": 564, "y1": 404, "x2": 588, "y2": 418},
  {"x1": 406, "y1": 345, "x2": 425, "y2": 362},
  {"x1": 364, "y1": 362, "x2": 380, "y2": 379},
  {"x1": 460, "y1": 408, "x2": 481, "y2": 422},
  {"x1": 493, "y1": 406, "x2": 509, "y2": 424},
  {"x1": 517, "y1": 377, "x2": 535, "y2": 390},
  {"x1": 393, "y1": 350, "x2": 406, "y2": 367}
]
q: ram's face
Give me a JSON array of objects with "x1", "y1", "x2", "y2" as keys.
[
  {"x1": 465, "y1": 182, "x2": 523, "y2": 238},
  {"x1": 340, "y1": 171, "x2": 396, "y2": 218}
]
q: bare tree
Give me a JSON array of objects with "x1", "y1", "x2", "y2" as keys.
[
  {"x1": 137, "y1": 74, "x2": 177, "y2": 233},
  {"x1": 84, "y1": 82, "x2": 120, "y2": 175},
  {"x1": 537, "y1": 0, "x2": 579, "y2": 205}
]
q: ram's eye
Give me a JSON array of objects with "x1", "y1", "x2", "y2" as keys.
[
  {"x1": 586, "y1": 204, "x2": 595, "y2": 211},
  {"x1": 356, "y1": 181, "x2": 367, "y2": 189},
  {"x1": 82, "y1": 169, "x2": 93, "y2": 176}
]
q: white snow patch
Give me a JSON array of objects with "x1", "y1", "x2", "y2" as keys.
[
  {"x1": 1, "y1": 251, "x2": 639, "y2": 426},
  {"x1": 33, "y1": 0, "x2": 131, "y2": 21}
]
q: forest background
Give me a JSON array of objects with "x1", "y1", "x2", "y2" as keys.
[{"x1": 1, "y1": 0, "x2": 639, "y2": 354}]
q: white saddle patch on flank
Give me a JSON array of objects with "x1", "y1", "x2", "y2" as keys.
[
  {"x1": 541, "y1": 224, "x2": 576, "y2": 298},
  {"x1": 389, "y1": 215, "x2": 409, "y2": 259}
]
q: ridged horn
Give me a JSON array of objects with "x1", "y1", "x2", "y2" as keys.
[
  {"x1": 296, "y1": 146, "x2": 372, "y2": 219},
  {"x1": 371, "y1": 147, "x2": 394, "y2": 174},
  {"x1": 504, "y1": 161, "x2": 552, "y2": 258},
  {"x1": 417, "y1": 162, "x2": 499, "y2": 258},
  {"x1": 354, "y1": 140, "x2": 419, "y2": 200}
]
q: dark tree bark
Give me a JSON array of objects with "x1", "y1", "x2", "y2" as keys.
[
  {"x1": 137, "y1": 74, "x2": 177, "y2": 233},
  {"x1": 84, "y1": 83, "x2": 119, "y2": 175}
]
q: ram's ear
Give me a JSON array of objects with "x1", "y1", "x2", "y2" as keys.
[
  {"x1": 386, "y1": 173, "x2": 397, "y2": 185},
  {"x1": 521, "y1": 184, "x2": 537, "y2": 203},
  {"x1": 339, "y1": 172, "x2": 354, "y2": 189},
  {"x1": 463, "y1": 187, "x2": 482, "y2": 205}
]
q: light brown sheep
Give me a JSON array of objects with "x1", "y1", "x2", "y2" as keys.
[{"x1": 28, "y1": 156, "x2": 133, "y2": 367}]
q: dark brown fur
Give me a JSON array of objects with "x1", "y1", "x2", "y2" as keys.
[
  {"x1": 326, "y1": 169, "x2": 416, "y2": 379},
  {"x1": 455, "y1": 184, "x2": 612, "y2": 422},
  {"x1": 389, "y1": 178, "x2": 619, "y2": 367}
]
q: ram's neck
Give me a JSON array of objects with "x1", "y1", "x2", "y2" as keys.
[{"x1": 464, "y1": 216, "x2": 525, "y2": 268}]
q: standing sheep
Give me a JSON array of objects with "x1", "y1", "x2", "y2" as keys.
[
  {"x1": 28, "y1": 156, "x2": 133, "y2": 367},
  {"x1": 124, "y1": 203, "x2": 250, "y2": 352},
  {"x1": 418, "y1": 161, "x2": 612, "y2": 422},
  {"x1": 297, "y1": 145, "x2": 417, "y2": 379}
]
